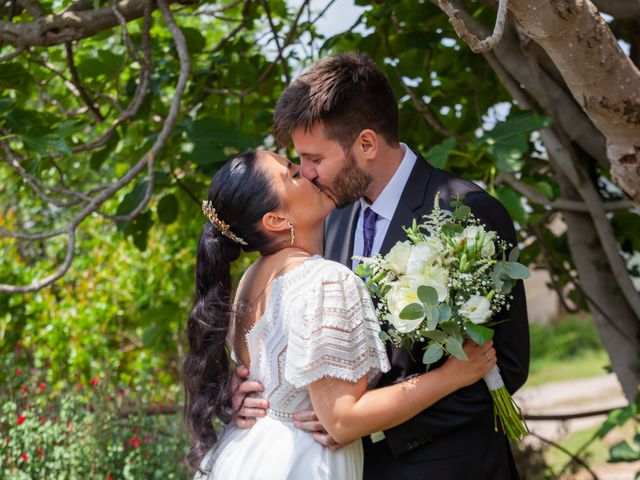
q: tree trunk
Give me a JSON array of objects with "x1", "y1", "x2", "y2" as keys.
[
  {"x1": 509, "y1": 0, "x2": 640, "y2": 205},
  {"x1": 555, "y1": 169, "x2": 640, "y2": 399}
]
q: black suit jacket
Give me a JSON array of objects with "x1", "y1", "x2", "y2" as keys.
[{"x1": 324, "y1": 151, "x2": 529, "y2": 480}]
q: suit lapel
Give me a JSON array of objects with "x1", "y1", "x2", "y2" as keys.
[
  {"x1": 324, "y1": 202, "x2": 361, "y2": 266},
  {"x1": 378, "y1": 151, "x2": 434, "y2": 256}
]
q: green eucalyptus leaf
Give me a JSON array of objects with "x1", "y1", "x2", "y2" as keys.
[
  {"x1": 418, "y1": 285, "x2": 439, "y2": 305},
  {"x1": 422, "y1": 342, "x2": 444, "y2": 365},
  {"x1": 445, "y1": 337, "x2": 467, "y2": 361},
  {"x1": 464, "y1": 322, "x2": 494, "y2": 345},
  {"x1": 399, "y1": 302, "x2": 425, "y2": 320},
  {"x1": 504, "y1": 261, "x2": 531, "y2": 279}
]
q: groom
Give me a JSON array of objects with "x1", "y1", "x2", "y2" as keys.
[{"x1": 234, "y1": 52, "x2": 529, "y2": 479}]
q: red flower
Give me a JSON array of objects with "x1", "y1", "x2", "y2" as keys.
[
  {"x1": 129, "y1": 436, "x2": 141, "y2": 449},
  {"x1": 21, "y1": 386, "x2": 27, "y2": 392},
  {"x1": 106, "y1": 476, "x2": 113, "y2": 480},
  {"x1": 76, "y1": 382, "x2": 83, "y2": 389},
  {"x1": 37, "y1": 448, "x2": 43, "y2": 456},
  {"x1": 16, "y1": 368, "x2": 22, "y2": 376},
  {"x1": 90, "y1": 378, "x2": 100, "y2": 386},
  {"x1": 38, "y1": 382, "x2": 46, "y2": 390},
  {"x1": 20, "y1": 453, "x2": 28, "y2": 461},
  {"x1": 17, "y1": 415, "x2": 26, "y2": 425}
]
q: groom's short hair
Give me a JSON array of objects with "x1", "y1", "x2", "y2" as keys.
[{"x1": 273, "y1": 52, "x2": 400, "y2": 150}]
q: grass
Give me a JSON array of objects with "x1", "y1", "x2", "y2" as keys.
[{"x1": 525, "y1": 314, "x2": 609, "y2": 388}]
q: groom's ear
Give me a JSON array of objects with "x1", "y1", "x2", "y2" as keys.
[
  {"x1": 355, "y1": 129, "x2": 379, "y2": 160},
  {"x1": 261, "y1": 211, "x2": 289, "y2": 234}
]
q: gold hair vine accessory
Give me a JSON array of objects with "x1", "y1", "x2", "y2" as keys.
[{"x1": 201, "y1": 200, "x2": 247, "y2": 246}]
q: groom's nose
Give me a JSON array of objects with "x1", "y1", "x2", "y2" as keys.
[{"x1": 300, "y1": 160, "x2": 317, "y2": 182}]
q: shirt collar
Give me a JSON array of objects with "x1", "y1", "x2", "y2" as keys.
[{"x1": 359, "y1": 143, "x2": 417, "y2": 220}]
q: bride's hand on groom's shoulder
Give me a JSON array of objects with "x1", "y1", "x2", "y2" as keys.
[
  {"x1": 293, "y1": 411, "x2": 344, "y2": 451},
  {"x1": 230, "y1": 365, "x2": 269, "y2": 428}
]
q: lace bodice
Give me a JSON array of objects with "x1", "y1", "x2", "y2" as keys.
[{"x1": 242, "y1": 256, "x2": 390, "y2": 422}]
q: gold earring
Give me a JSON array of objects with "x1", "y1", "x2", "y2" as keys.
[{"x1": 288, "y1": 221, "x2": 295, "y2": 246}]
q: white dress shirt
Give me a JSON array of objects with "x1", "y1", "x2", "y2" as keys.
[{"x1": 352, "y1": 143, "x2": 417, "y2": 270}]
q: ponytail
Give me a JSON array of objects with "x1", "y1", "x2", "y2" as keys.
[{"x1": 182, "y1": 150, "x2": 281, "y2": 471}]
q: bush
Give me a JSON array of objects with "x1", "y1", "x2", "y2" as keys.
[{"x1": 1, "y1": 353, "x2": 190, "y2": 479}]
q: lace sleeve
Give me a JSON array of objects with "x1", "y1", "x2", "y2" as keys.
[{"x1": 284, "y1": 263, "x2": 390, "y2": 388}]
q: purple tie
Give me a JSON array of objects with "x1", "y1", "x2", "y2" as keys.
[{"x1": 362, "y1": 207, "x2": 378, "y2": 258}]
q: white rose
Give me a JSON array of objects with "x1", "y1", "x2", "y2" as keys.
[
  {"x1": 386, "y1": 275, "x2": 424, "y2": 333},
  {"x1": 459, "y1": 295, "x2": 492, "y2": 324},
  {"x1": 385, "y1": 241, "x2": 412, "y2": 275},
  {"x1": 421, "y1": 264, "x2": 449, "y2": 302},
  {"x1": 406, "y1": 243, "x2": 437, "y2": 275}
]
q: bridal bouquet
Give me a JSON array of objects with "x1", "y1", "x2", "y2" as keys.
[{"x1": 355, "y1": 194, "x2": 530, "y2": 440}]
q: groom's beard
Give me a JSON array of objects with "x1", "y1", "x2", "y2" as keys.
[{"x1": 321, "y1": 150, "x2": 372, "y2": 209}]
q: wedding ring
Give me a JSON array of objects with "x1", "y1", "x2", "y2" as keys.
[{"x1": 484, "y1": 352, "x2": 490, "y2": 361}]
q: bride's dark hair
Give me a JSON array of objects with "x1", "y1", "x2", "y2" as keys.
[{"x1": 183, "y1": 150, "x2": 281, "y2": 471}]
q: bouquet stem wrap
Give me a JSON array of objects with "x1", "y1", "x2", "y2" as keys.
[{"x1": 483, "y1": 366, "x2": 529, "y2": 440}]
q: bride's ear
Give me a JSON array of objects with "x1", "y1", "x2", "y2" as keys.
[{"x1": 261, "y1": 211, "x2": 290, "y2": 234}]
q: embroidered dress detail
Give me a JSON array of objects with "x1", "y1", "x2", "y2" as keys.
[{"x1": 195, "y1": 257, "x2": 390, "y2": 480}]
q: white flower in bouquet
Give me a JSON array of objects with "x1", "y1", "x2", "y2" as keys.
[
  {"x1": 455, "y1": 225, "x2": 497, "y2": 257},
  {"x1": 419, "y1": 264, "x2": 449, "y2": 302},
  {"x1": 406, "y1": 243, "x2": 438, "y2": 275},
  {"x1": 459, "y1": 295, "x2": 492, "y2": 324},
  {"x1": 384, "y1": 241, "x2": 413, "y2": 275},
  {"x1": 386, "y1": 275, "x2": 425, "y2": 333}
]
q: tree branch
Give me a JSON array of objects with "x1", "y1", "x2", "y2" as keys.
[
  {"x1": 65, "y1": 42, "x2": 104, "y2": 122},
  {"x1": 592, "y1": 0, "x2": 640, "y2": 20},
  {"x1": 496, "y1": 172, "x2": 635, "y2": 211},
  {"x1": 0, "y1": 0, "x2": 177, "y2": 48},
  {"x1": 436, "y1": 0, "x2": 509, "y2": 52}
]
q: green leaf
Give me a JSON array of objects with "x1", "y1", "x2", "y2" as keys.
[
  {"x1": 508, "y1": 247, "x2": 520, "y2": 263},
  {"x1": 422, "y1": 342, "x2": 444, "y2": 365},
  {"x1": 123, "y1": 210, "x2": 153, "y2": 251},
  {"x1": 453, "y1": 205, "x2": 471, "y2": 220},
  {"x1": 609, "y1": 441, "x2": 639, "y2": 463},
  {"x1": 157, "y1": 194, "x2": 179, "y2": 224},
  {"x1": 439, "y1": 321, "x2": 462, "y2": 337},
  {"x1": 0, "y1": 63, "x2": 34, "y2": 93},
  {"x1": 378, "y1": 331, "x2": 391, "y2": 342},
  {"x1": 355, "y1": 263, "x2": 373, "y2": 278},
  {"x1": 400, "y1": 303, "x2": 424, "y2": 320},
  {"x1": 182, "y1": 27, "x2": 207, "y2": 53},
  {"x1": 481, "y1": 112, "x2": 551, "y2": 173},
  {"x1": 425, "y1": 138, "x2": 456, "y2": 169},
  {"x1": 496, "y1": 186, "x2": 528, "y2": 225},
  {"x1": 438, "y1": 303, "x2": 452, "y2": 322},
  {"x1": 76, "y1": 50, "x2": 122, "y2": 78},
  {"x1": 116, "y1": 181, "x2": 148, "y2": 231},
  {"x1": 90, "y1": 132, "x2": 120, "y2": 170},
  {"x1": 503, "y1": 261, "x2": 531, "y2": 279},
  {"x1": 425, "y1": 305, "x2": 440, "y2": 330},
  {"x1": 421, "y1": 330, "x2": 448, "y2": 342},
  {"x1": 596, "y1": 404, "x2": 636, "y2": 439},
  {"x1": 445, "y1": 337, "x2": 467, "y2": 360},
  {"x1": 442, "y1": 222, "x2": 463, "y2": 236},
  {"x1": 464, "y1": 322, "x2": 494, "y2": 345},
  {"x1": 417, "y1": 285, "x2": 439, "y2": 305},
  {"x1": 188, "y1": 117, "x2": 256, "y2": 165}
]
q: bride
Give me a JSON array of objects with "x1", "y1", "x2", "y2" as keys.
[{"x1": 184, "y1": 149, "x2": 497, "y2": 479}]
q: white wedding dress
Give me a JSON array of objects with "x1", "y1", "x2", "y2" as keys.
[{"x1": 195, "y1": 256, "x2": 390, "y2": 480}]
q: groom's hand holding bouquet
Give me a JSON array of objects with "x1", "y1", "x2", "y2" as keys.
[{"x1": 356, "y1": 193, "x2": 530, "y2": 440}]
